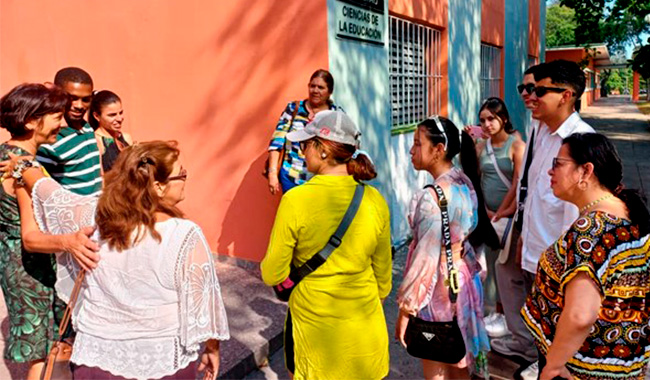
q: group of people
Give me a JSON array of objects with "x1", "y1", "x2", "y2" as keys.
[
  {"x1": 0, "y1": 68, "x2": 229, "y2": 380},
  {"x1": 262, "y1": 62, "x2": 650, "y2": 380},
  {"x1": 0, "y1": 59, "x2": 649, "y2": 380}
]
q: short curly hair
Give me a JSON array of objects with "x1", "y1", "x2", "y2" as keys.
[{"x1": 0, "y1": 83, "x2": 68, "y2": 137}]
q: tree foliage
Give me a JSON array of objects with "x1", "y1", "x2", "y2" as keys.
[
  {"x1": 559, "y1": 0, "x2": 650, "y2": 49},
  {"x1": 630, "y1": 39, "x2": 650, "y2": 79},
  {"x1": 546, "y1": 3, "x2": 577, "y2": 47}
]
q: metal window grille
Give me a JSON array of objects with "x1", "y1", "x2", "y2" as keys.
[
  {"x1": 389, "y1": 17, "x2": 442, "y2": 130},
  {"x1": 480, "y1": 44, "x2": 501, "y2": 100}
]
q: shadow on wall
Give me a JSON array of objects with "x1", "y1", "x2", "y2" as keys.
[
  {"x1": 217, "y1": 153, "x2": 280, "y2": 258},
  {"x1": 174, "y1": 1, "x2": 329, "y2": 261},
  {"x1": 448, "y1": 0, "x2": 481, "y2": 128},
  {"x1": 327, "y1": 0, "x2": 394, "y2": 238},
  {"x1": 504, "y1": 0, "x2": 530, "y2": 136}
]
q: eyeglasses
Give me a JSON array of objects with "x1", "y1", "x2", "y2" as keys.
[
  {"x1": 517, "y1": 83, "x2": 535, "y2": 95},
  {"x1": 168, "y1": 168, "x2": 188, "y2": 181},
  {"x1": 551, "y1": 157, "x2": 574, "y2": 170},
  {"x1": 532, "y1": 86, "x2": 575, "y2": 98}
]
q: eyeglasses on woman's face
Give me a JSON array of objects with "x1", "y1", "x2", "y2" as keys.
[
  {"x1": 551, "y1": 157, "x2": 574, "y2": 170},
  {"x1": 299, "y1": 140, "x2": 312, "y2": 152},
  {"x1": 167, "y1": 167, "x2": 188, "y2": 182}
]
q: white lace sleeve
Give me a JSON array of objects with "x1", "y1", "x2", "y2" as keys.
[
  {"x1": 31, "y1": 177, "x2": 97, "y2": 303},
  {"x1": 176, "y1": 224, "x2": 230, "y2": 352}
]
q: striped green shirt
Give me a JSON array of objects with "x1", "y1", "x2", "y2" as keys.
[{"x1": 36, "y1": 123, "x2": 102, "y2": 196}]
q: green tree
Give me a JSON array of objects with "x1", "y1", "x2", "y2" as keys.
[
  {"x1": 546, "y1": 3, "x2": 577, "y2": 47},
  {"x1": 559, "y1": 0, "x2": 650, "y2": 50}
]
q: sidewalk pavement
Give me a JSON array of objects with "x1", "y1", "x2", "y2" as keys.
[
  {"x1": 580, "y1": 95, "x2": 650, "y2": 200},
  {"x1": 0, "y1": 96, "x2": 647, "y2": 380}
]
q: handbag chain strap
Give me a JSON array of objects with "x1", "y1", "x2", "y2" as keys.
[
  {"x1": 289, "y1": 184, "x2": 365, "y2": 283},
  {"x1": 426, "y1": 184, "x2": 459, "y2": 304}
]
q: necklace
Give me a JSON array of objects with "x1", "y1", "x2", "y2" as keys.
[{"x1": 580, "y1": 194, "x2": 613, "y2": 215}]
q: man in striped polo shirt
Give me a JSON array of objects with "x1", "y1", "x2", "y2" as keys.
[{"x1": 37, "y1": 67, "x2": 102, "y2": 196}]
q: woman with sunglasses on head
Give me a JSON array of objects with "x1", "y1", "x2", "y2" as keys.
[
  {"x1": 395, "y1": 116, "x2": 496, "y2": 380},
  {"x1": 474, "y1": 98, "x2": 525, "y2": 337},
  {"x1": 521, "y1": 133, "x2": 650, "y2": 380},
  {"x1": 266, "y1": 69, "x2": 342, "y2": 195},
  {"x1": 10, "y1": 141, "x2": 230, "y2": 380},
  {"x1": 89, "y1": 90, "x2": 133, "y2": 173},
  {"x1": 262, "y1": 110, "x2": 391, "y2": 380}
]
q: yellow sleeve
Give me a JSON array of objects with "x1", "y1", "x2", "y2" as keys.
[
  {"x1": 261, "y1": 195, "x2": 299, "y2": 286},
  {"x1": 371, "y1": 195, "x2": 392, "y2": 299}
]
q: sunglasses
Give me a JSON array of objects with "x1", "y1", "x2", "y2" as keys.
[
  {"x1": 551, "y1": 157, "x2": 574, "y2": 170},
  {"x1": 299, "y1": 140, "x2": 313, "y2": 152},
  {"x1": 532, "y1": 86, "x2": 575, "y2": 98},
  {"x1": 168, "y1": 168, "x2": 188, "y2": 181},
  {"x1": 517, "y1": 83, "x2": 535, "y2": 95}
]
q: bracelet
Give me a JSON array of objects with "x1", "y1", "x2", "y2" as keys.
[
  {"x1": 11, "y1": 159, "x2": 41, "y2": 186},
  {"x1": 268, "y1": 168, "x2": 278, "y2": 173}
]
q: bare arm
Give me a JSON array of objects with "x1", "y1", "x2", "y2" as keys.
[
  {"x1": 540, "y1": 273, "x2": 600, "y2": 380},
  {"x1": 267, "y1": 150, "x2": 281, "y2": 195},
  {"x1": 17, "y1": 186, "x2": 100, "y2": 270}
]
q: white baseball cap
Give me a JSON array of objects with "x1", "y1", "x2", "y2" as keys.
[{"x1": 286, "y1": 110, "x2": 360, "y2": 146}]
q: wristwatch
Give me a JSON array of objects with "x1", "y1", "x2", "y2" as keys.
[{"x1": 11, "y1": 159, "x2": 41, "y2": 186}]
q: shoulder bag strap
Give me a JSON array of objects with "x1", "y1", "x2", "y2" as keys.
[
  {"x1": 515, "y1": 127, "x2": 536, "y2": 230},
  {"x1": 279, "y1": 100, "x2": 302, "y2": 165},
  {"x1": 425, "y1": 184, "x2": 459, "y2": 304},
  {"x1": 42, "y1": 270, "x2": 85, "y2": 380},
  {"x1": 289, "y1": 184, "x2": 365, "y2": 282},
  {"x1": 486, "y1": 139, "x2": 511, "y2": 189},
  {"x1": 57, "y1": 270, "x2": 85, "y2": 339}
]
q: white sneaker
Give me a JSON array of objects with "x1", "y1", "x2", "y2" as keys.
[
  {"x1": 484, "y1": 313, "x2": 510, "y2": 338},
  {"x1": 520, "y1": 361, "x2": 539, "y2": 380}
]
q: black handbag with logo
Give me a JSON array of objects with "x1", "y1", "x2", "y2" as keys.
[
  {"x1": 404, "y1": 184, "x2": 466, "y2": 363},
  {"x1": 273, "y1": 184, "x2": 365, "y2": 302}
]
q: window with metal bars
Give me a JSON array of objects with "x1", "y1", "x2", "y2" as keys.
[
  {"x1": 389, "y1": 16, "x2": 442, "y2": 133},
  {"x1": 480, "y1": 44, "x2": 501, "y2": 100}
]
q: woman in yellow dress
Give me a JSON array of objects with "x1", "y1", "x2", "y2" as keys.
[{"x1": 261, "y1": 110, "x2": 392, "y2": 380}]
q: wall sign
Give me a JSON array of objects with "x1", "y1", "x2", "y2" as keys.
[{"x1": 335, "y1": 0, "x2": 385, "y2": 46}]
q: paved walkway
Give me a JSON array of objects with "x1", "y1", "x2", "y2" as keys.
[{"x1": 581, "y1": 95, "x2": 650, "y2": 200}]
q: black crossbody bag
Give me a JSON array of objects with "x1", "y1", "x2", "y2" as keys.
[
  {"x1": 404, "y1": 184, "x2": 466, "y2": 364},
  {"x1": 273, "y1": 184, "x2": 365, "y2": 302}
]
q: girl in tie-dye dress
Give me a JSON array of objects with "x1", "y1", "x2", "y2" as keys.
[{"x1": 396, "y1": 116, "x2": 496, "y2": 380}]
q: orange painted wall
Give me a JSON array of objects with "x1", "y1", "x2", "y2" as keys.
[
  {"x1": 481, "y1": 0, "x2": 504, "y2": 47},
  {"x1": 481, "y1": 0, "x2": 505, "y2": 97},
  {"x1": 528, "y1": 0, "x2": 540, "y2": 58},
  {"x1": 389, "y1": 0, "x2": 449, "y2": 116},
  {"x1": 0, "y1": 0, "x2": 329, "y2": 261}
]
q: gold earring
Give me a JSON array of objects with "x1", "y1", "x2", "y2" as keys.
[{"x1": 578, "y1": 180, "x2": 587, "y2": 191}]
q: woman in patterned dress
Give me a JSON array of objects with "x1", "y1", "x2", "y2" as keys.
[
  {"x1": 266, "y1": 69, "x2": 341, "y2": 194},
  {"x1": 0, "y1": 83, "x2": 99, "y2": 379},
  {"x1": 521, "y1": 133, "x2": 650, "y2": 379}
]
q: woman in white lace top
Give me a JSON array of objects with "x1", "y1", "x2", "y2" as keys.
[{"x1": 13, "y1": 141, "x2": 230, "y2": 380}]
